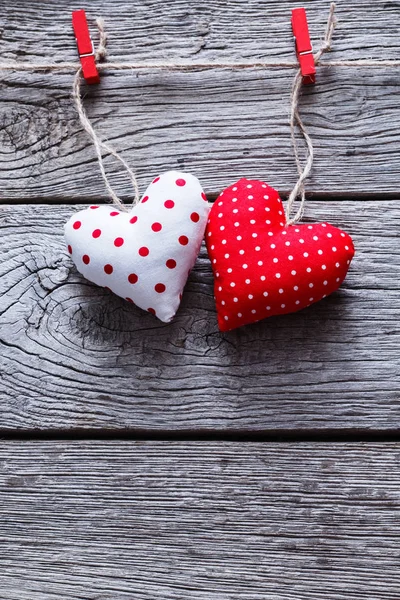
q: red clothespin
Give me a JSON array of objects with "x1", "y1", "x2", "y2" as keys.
[
  {"x1": 72, "y1": 9, "x2": 100, "y2": 84},
  {"x1": 292, "y1": 7, "x2": 316, "y2": 85}
]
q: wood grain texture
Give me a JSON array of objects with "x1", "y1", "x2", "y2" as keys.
[
  {"x1": 0, "y1": 441, "x2": 399, "y2": 599},
  {"x1": 0, "y1": 202, "x2": 398, "y2": 431},
  {"x1": 0, "y1": 0, "x2": 399, "y2": 199}
]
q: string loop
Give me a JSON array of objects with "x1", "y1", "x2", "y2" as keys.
[
  {"x1": 72, "y1": 18, "x2": 140, "y2": 210},
  {"x1": 73, "y1": 4, "x2": 338, "y2": 214},
  {"x1": 285, "y1": 2, "x2": 337, "y2": 225}
]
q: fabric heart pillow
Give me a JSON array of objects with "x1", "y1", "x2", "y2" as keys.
[
  {"x1": 65, "y1": 171, "x2": 210, "y2": 322},
  {"x1": 206, "y1": 178, "x2": 355, "y2": 331}
]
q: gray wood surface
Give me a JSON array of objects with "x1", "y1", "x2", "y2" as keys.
[
  {"x1": 0, "y1": 441, "x2": 399, "y2": 600},
  {"x1": 0, "y1": 2, "x2": 399, "y2": 596},
  {"x1": 1, "y1": 202, "x2": 398, "y2": 431},
  {"x1": 0, "y1": 0, "x2": 399, "y2": 200}
]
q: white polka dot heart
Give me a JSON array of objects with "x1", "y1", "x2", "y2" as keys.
[
  {"x1": 206, "y1": 178, "x2": 355, "y2": 331},
  {"x1": 65, "y1": 171, "x2": 210, "y2": 322}
]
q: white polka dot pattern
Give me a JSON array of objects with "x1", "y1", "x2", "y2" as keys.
[
  {"x1": 65, "y1": 171, "x2": 210, "y2": 322},
  {"x1": 205, "y1": 178, "x2": 355, "y2": 331}
]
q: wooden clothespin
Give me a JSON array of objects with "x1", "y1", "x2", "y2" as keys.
[
  {"x1": 72, "y1": 9, "x2": 100, "y2": 84},
  {"x1": 292, "y1": 7, "x2": 316, "y2": 85}
]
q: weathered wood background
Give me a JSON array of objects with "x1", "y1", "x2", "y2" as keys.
[
  {"x1": 1, "y1": 442, "x2": 400, "y2": 600},
  {"x1": 0, "y1": 0, "x2": 399, "y2": 597}
]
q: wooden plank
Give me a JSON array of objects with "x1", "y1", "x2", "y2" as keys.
[
  {"x1": 3, "y1": 0, "x2": 400, "y2": 63},
  {"x1": 0, "y1": 441, "x2": 399, "y2": 599},
  {"x1": 0, "y1": 0, "x2": 399, "y2": 199},
  {"x1": 0, "y1": 201, "x2": 399, "y2": 431}
]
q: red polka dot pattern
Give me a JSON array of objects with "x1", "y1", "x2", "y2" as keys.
[
  {"x1": 206, "y1": 178, "x2": 355, "y2": 332},
  {"x1": 65, "y1": 170, "x2": 210, "y2": 323},
  {"x1": 139, "y1": 246, "x2": 149, "y2": 257}
]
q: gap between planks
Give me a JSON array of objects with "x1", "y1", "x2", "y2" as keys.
[
  {"x1": 1, "y1": 428, "x2": 400, "y2": 443},
  {"x1": 1, "y1": 193, "x2": 400, "y2": 206}
]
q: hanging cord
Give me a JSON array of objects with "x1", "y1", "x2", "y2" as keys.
[
  {"x1": 72, "y1": 18, "x2": 140, "y2": 210},
  {"x1": 71, "y1": 5, "x2": 337, "y2": 218},
  {"x1": 72, "y1": 7, "x2": 337, "y2": 216},
  {"x1": 0, "y1": 59, "x2": 399, "y2": 72},
  {"x1": 285, "y1": 3, "x2": 337, "y2": 225}
]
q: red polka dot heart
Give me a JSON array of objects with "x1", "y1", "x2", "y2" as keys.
[
  {"x1": 65, "y1": 171, "x2": 210, "y2": 322},
  {"x1": 206, "y1": 178, "x2": 355, "y2": 331}
]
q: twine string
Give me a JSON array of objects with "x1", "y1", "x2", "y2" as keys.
[
  {"x1": 74, "y1": 4, "x2": 338, "y2": 214},
  {"x1": 285, "y1": 2, "x2": 337, "y2": 224},
  {"x1": 94, "y1": 18, "x2": 108, "y2": 62},
  {"x1": 72, "y1": 18, "x2": 140, "y2": 209},
  {"x1": 0, "y1": 58, "x2": 399, "y2": 72}
]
